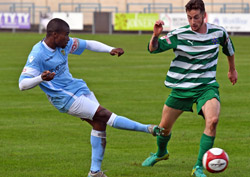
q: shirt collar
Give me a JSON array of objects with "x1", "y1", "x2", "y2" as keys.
[{"x1": 42, "y1": 40, "x2": 55, "y2": 52}]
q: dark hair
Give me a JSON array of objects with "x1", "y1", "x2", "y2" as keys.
[
  {"x1": 46, "y1": 18, "x2": 69, "y2": 36},
  {"x1": 185, "y1": 0, "x2": 205, "y2": 13}
]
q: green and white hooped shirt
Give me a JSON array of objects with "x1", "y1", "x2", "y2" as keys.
[{"x1": 150, "y1": 23, "x2": 235, "y2": 90}]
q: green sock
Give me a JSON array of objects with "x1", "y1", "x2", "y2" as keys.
[
  {"x1": 156, "y1": 133, "x2": 171, "y2": 157},
  {"x1": 195, "y1": 133, "x2": 215, "y2": 167}
]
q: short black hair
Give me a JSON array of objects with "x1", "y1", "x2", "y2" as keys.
[
  {"x1": 46, "y1": 18, "x2": 69, "y2": 36},
  {"x1": 185, "y1": 0, "x2": 205, "y2": 13}
]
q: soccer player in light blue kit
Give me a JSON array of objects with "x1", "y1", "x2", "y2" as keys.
[{"x1": 19, "y1": 18, "x2": 162, "y2": 177}]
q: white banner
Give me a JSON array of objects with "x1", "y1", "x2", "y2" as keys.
[
  {"x1": 207, "y1": 13, "x2": 250, "y2": 32},
  {"x1": 160, "y1": 13, "x2": 250, "y2": 32},
  {"x1": 160, "y1": 13, "x2": 188, "y2": 31},
  {"x1": 40, "y1": 12, "x2": 83, "y2": 31}
]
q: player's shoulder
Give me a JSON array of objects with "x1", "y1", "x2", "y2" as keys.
[
  {"x1": 159, "y1": 25, "x2": 190, "y2": 42},
  {"x1": 30, "y1": 41, "x2": 45, "y2": 56},
  {"x1": 168, "y1": 25, "x2": 191, "y2": 36},
  {"x1": 207, "y1": 23, "x2": 227, "y2": 32},
  {"x1": 28, "y1": 41, "x2": 46, "y2": 62}
]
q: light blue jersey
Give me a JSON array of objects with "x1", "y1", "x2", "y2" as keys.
[{"x1": 19, "y1": 37, "x2": 91, "y2": 112}]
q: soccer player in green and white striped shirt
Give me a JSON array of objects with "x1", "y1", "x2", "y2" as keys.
[{"x1": 141, "y1": 0, "x2": 238, "y2": 177}]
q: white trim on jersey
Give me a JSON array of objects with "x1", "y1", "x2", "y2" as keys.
[
  {"x1": 167, "y1": 71, "x2": 216, "y2": 80},
  {"x1": 21, "y1": 66, "x2": 41, "y2": 77},
  {"x1": 170, "y1": 59, "x2": 218, "y2": 70},
  {"x1": 164, "y1": 81, "x2": 201, "y2": 88},
  {"x1": 177, "y1": 44, "x2": 219, "y2": 53},
  {"x1": 174, "y1": 47, "x2": 219, "y2": 60},
  {"x1": 168, "y1": 27, "x2": 189, "y2": 38},
  {"x1": 164, "y1": 80, "x2": 216, "y2": 89},
  {"x1": 62, "y1": 90, "x2": 78, "y2": 100},
  {"x1": 177, "y1": 30, "x2": 224, "y2": 41},
  {"x1": 42, "y1": 41, "x2": 55, "y2": 52},
  {"x1": 46, "y1": 81, "x2": 78, "y2": 100}
]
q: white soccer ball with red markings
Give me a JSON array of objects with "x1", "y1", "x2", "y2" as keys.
[{"x1": 202, "y1": 147, "x2": 229, "y2": 173}]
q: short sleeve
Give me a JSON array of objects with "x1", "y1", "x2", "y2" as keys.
[
  {"x1": 222, "y1": 34, "x2": 235, "y2": 56},
  {"x1": 19, "y1": 52, "x2": 42, "y2": 82},
  {"x1": 149, "y1": 33, "x2": 178, "y2": 54},
  {"x1": 69, "y1": 38, "x2": 87, "y2": 55}
]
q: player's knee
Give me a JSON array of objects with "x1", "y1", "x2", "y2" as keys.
[
  {"x1": 207, "y1": 116, "x2": 219, "y2": 130},
  {"x1": 211, "y1": 116, "x2": 218, "y2": 125},
  {"x1": 93, "y1": 106, "x2": 112, "y2": 122}
]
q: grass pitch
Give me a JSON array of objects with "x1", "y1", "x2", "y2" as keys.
[{"x1": 0, "y1": 32, "x2": 249, "y2": 177}]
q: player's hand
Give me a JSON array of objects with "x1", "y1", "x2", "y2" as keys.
[
  {"x1": 228, "y1": 69, "x2": 238, "y2": 85},
  {"x1": 110, "y1": 48, "x2": 124, "y2": 57},
  {"x1": 153, "y1": 20, "x2": 164, "y2": 37},
  {"x1": 41, "y1": 70, "x2": 55, "y2": 81}
]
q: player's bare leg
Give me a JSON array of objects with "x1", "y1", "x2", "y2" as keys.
[
  {"x1": 192, "y1": 98, "x2": 220, "y2": 177},
  {"x1": 203, "y1": 98, "x2": 220, "y2": 137}
]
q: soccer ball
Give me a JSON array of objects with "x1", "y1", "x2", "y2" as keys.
[{"x1": 202, "y1": 147, "x2": 229, "y2": 173}]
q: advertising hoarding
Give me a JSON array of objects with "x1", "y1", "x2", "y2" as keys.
[
  {"x1": 0, "y1": 13, "x2": 30, "y2": 29},
  {"x1": 114, "y1": 13, "x2": 159, "y2": 31}
]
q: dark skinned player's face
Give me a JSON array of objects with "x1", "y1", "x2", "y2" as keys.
[{"x1": 54, "y1": 27, "x2": 70, "y2": 48}]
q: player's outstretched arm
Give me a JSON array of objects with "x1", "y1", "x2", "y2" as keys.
[
  {"x1": 85, "y1": 40, "x2": 124, "y2": 57},
  {"x1": 149, "y1": 20, "x2": 164, "y2": 52},
  {"x1": 227, "y1": 55, "x2": 238, "y2": 85}
]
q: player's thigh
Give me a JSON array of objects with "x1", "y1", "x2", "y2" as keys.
[
  {"x1": 202, "y1": 98, "x2": 220, "y2": 119},
  {"x1": 196, "y1": 86, "x2": 220, "y2": 117},
  {"x1": 161, "y1": 95, "x2": 191, "y2": 130},
  {"x1": 159, "y1": 104, "x2": 183, "y2": 132},
  {"x1": 67, "y1": 92, "x2": 100, "y2": 120}
]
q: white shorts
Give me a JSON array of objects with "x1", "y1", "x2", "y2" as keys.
[{"x1": 67, "y1": 92, "x2": 100, "y2": 120}]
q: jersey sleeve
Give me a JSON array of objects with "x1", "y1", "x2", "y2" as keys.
[
  {"x1": 69, "y1": 38, "x2": 87, "y2": 55},
  {"x1": 220, "y1": 29, "x2": 235, "y2": 56},
  {"x1": 148, "y1": 32, "x2": 178, "y2": 54},
  {"x1": 19, "y1": 51, "x2": 42, "y2": 83}
]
